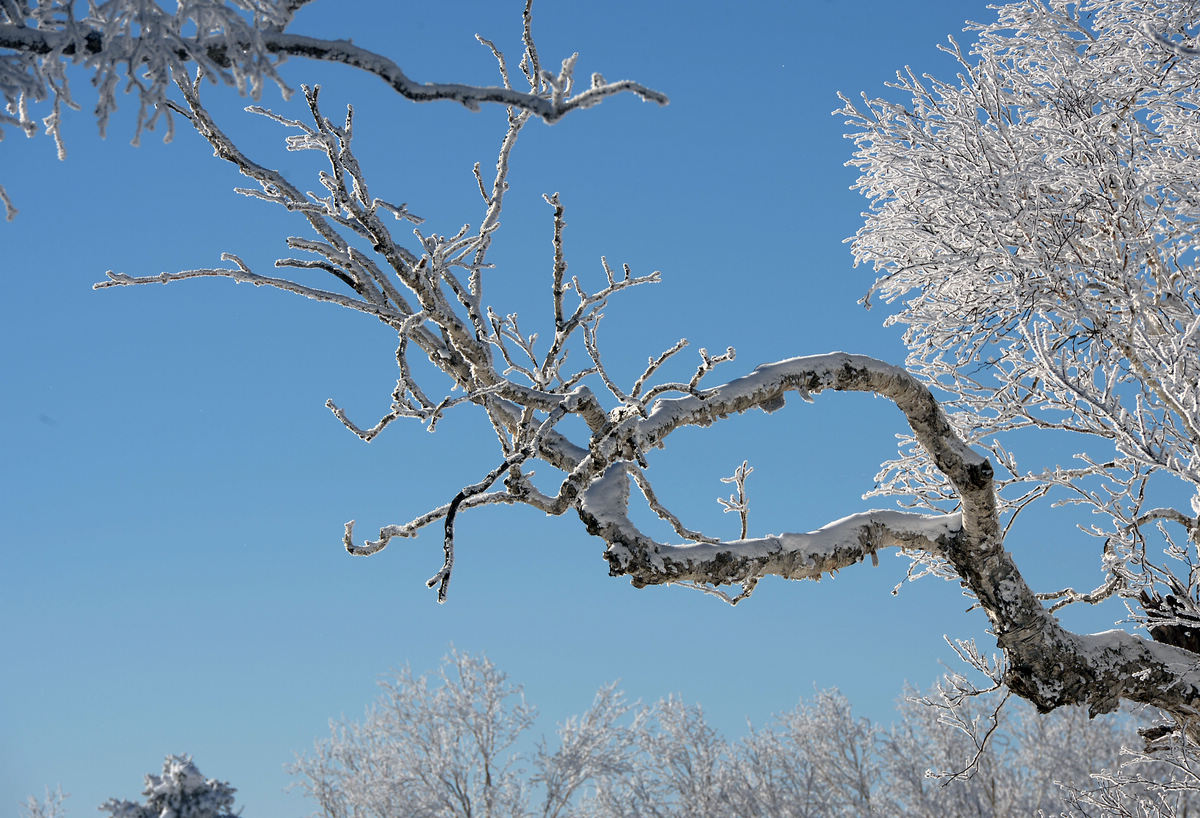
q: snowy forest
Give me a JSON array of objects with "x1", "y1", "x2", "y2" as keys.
[
  {"x1": 6, "y1": 0, "x2": 1200, "y2": 814},
  {"x1": 20, "y1": 652, "x2": 1200, "y2": 817}
]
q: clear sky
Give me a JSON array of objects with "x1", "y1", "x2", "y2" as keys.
[{"x1": 1, "y1": 2, "x2": 1127, "y2": 815}]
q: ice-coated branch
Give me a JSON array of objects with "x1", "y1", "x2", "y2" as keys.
[
  {"x1": 630, "y1": 338, "x2": 687, "y2": 400},
  {"x1": 1036, "y1": 576, "x2": 1122, "y2": 614},
  {"x1": 345, "y1": 401, "x2": 575, "y2": 599},
  {"x1": 0, "y1": 183, "x2": 15, "y2": 221},
  {"x1": 0, "y1": 4, "x2": 667, "y2": 128},
  {"x1": 96, "y1": 253, "x2": 405, "y2": 323},
  {"x1": 256, "y1": 32, "x2": 668, "y2": 122},
  {"x1": 430, "y1": 455, "x2": 518, "y2": 603},
  {"x1": 628, "y1": 467, "x2": 719, "y2": 545},
  {"x1": 1, "y1": 0, "x2": 666, "y2": 224}
]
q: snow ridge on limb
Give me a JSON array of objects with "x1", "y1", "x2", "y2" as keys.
[
  {"x1": 576, "y1": 352, "x2": 981, "y2": 588},
  {"x1": 584, "y1": 468, "x2": 963, "y2": 589}
]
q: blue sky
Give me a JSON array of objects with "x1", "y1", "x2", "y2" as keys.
[{"x1": 1, "y1": 2, "x2": 1127, "y2": 815}]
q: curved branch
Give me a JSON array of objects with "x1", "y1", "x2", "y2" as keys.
[
  {"x1": 581, "y1": 352, "x2": 1200, "y2": 724},
  {"x1": 607, "y1": 352, "x2": 996, "y2": 538}
]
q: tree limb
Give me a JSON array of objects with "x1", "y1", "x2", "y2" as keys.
[
  {"x1": 578, "y1": 351, "x2": 1200, "y2": 723},
  {"x1": 0, "y1": 24, "x2": 669, "y2": 122}
]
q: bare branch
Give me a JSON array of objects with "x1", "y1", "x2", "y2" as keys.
[{"x1": 430, "y1": 455, "x2": 519, "y2": 603}]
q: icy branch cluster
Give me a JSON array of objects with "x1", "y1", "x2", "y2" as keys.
[
  {"x1": 96, "y1": 14, "x2": 751, "y2": 605},
  {"x1": 0, "y1": 0, "x2": 297, "y2": 217},
  {"x1": 840, "y1": 0, "x2": 1200, "y2": 624}
]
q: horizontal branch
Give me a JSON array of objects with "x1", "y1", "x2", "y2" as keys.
[
  {"x1": 0, "y1": 24, "x2": 669, "y2": 122},
  {"x1": 94, "y1": 257, "x2": 405, "y2": 324}
]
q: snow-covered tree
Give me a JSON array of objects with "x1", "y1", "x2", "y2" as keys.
[
  {"x1": 288, "y1": 650, "x2": 635, "y2": 818},
  {"x1": 20, "y1": 786, "x2": 68, "y2": 818},
  {"x1": 291, "y1": 651, "x2": 1192, "y2": 817},
  {"x1": 99, "y1": 755, "x2": 238, "y2": 818},
  {"x1": 19, "y1": 657, "x2": 1197, "y2": 817},
  {"x1": 833, "y1": 0, "x2": 1200, "y2": 731},
  {"x1": 9, "y1": 0, "x2": 1200, "y2": 781}
]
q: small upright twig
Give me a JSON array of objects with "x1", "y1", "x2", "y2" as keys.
[
  {"x1": 690, "y1": 346, "x2": 736, "y2": 389},
  {"x1": 718, "y1": 460, "x2": 753, "y2": 540}
]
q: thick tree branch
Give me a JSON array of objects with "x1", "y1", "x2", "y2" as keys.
[{"x1": 578, "y1": 351, "x2": 1200, "y2": 723}]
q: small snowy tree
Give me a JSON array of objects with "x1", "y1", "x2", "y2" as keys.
[
  {"x1": 99, "y1": 755, "x2": 239, "y2": 818},
  {"x1": 20, "y1": 787, "x2": 68, "y2": 818},
  {"x1": 9, "y1": 0, "x2": 1200, "y2": 793},
  {"x1": 288, "y1": 650, "x2": 635, "y2": 818}
]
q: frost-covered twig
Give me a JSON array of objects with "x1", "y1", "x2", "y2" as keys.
[
  {"x1": 718, "y1": 460, "x2": 753, "y2": 540},
  {"x1": 629, "y1": 467, "x2": 719, "y2": 545},
  {"x1": 1037, "y1": 575, "x2": 1122, "y2": 613},
  {"x1": 911, "y1": 639, "x2": 1009, "y2": 784}
]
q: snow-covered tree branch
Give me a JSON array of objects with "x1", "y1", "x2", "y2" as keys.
[
  {"x1": 0, "y1": 0, "x2": 666, "y2": 219},
  {"x1": 23, "y1": 0, "x2": 1200, "y2": 783}
]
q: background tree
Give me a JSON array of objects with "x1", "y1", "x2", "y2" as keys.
[
  {"x1": 98, "y1": 755, "x2": 238, "y2": 818},
  {"x1": 289, "y1": 650, "x2": 635, "y2": 818},
  {"x1": 835, "y1": 0, "x2": 1200, "y2": 726},
  {"x1": 19, "y1": 787, "x2": 68, "y2": 818},
  {"x1": 291, "y1": 651, "x2": 1195, "y2": 818},
  {"x1": 23, "y1": 655, "x2": 1200, "y2": 817}
]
